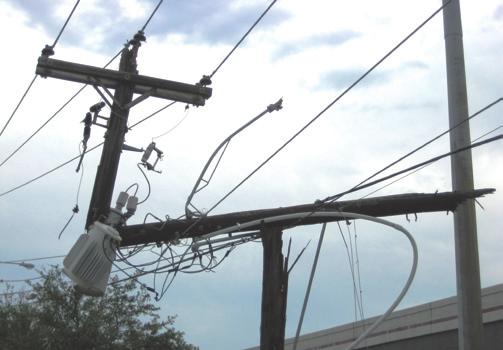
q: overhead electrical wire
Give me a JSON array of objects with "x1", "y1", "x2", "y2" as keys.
[
  {"x1": 0, "y1": 76, "x2": 38, "y2": 138},
  {"x1": 343, "y1": 97, "x2": 503, "y2": 201},
  {"x1": 0, "y1": 142, "x2": 103, "y2": 198},
  {"x1": 184, "y1": 1, "x2": 452, "y2": 225},
  {"x1": 1, "y1": 0, "x2": 167, "y2": 169},
  {"x1": 1, "y1": 0, "x2": 282, "y2": 200},
  {"x1": 130, "y1": 0, "x2": 280, "y2": 131},
  {"x1": 50, "y1": 0, "x2": 81, "y2": 49},
  {"x1": 361, "y1": 121, "x2": 503, "y2": 199},
  {"x1": 208, "y1": 0, "x2": 279, "y2": 79},
  {"x1": 129, "y1": 101, "x2": 177, "y2": 129},
  {"x1": 140, "y1": 0, "x2": 164, "y2": 32},
  {"x1": 337, "y1": 221, "x2": 365, "y2": 332},
  {"x1": 323, "y1": 135, "x2": 503, "y2": 204},
  {"x1": 0, "y1": 50, "x2": 121, "y2": 169},
  {"x1": 57, "y1": 142, "x2": 86, "y2": 239},
  {"x1": 2, "y1": 255, "x2": 66, "y2": 264},
  {"x1": 0, "y1": 0, "x2": 81, "y2": 138},
  {"x1": 198, "y1": 211, "x2": 417, "y2": 350}
]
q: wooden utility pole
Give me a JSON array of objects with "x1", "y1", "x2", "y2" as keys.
[
  {"x1": 442, "y1": 1, "x2": 483, "y2": 349},
  {"x1": 118, "y1": 188, "x2": 493, "y2": 349},
  {"x1": 36, "y1": 31, "x2": 212, "y2": 227},
  {"x1": 260, "y1": 226, "x2": 287, "y2": 350},
  {"x1": 85, "y1": 37, "x2": 138, "y2": 227},
  {"x1": 118, "y1": 189, "x2": 493, "y2": 246}
]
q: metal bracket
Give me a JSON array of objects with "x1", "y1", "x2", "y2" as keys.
[
  {"x1": 89, "y1": 101, "x2": 109, "y2": 128},
  {"x1": 123, "y1": 89, "x2": 155, "y2": 110},
  {"x1": 141, "y1": 142, "x2": 163, "y2": 173}
]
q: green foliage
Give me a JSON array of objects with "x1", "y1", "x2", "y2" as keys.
[{"x1": 0, "y1": 267, "x2": 197, "y2": 350}]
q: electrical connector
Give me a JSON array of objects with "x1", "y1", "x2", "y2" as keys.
[
  {"x1": 107, "y1": 191, "x2": 129, "y2": 226},
  {"x1": 124, "y1": 196, "x2": 138, "y2": 220}
]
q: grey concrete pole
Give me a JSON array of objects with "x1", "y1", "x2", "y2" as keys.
[{"x1": 442, "y1": 1, "x2": 483, "y2": 349}]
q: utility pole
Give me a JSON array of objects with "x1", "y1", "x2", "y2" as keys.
[
  {"x1": 260, "y1": 226, "x2": 287, "y2": 350},
  {"x1": 85, "y1": 34, "x2": 139, "y2": 227},
  {"x1": 36, "y1": 31, "x2": 212, "y2": 228},
  {"x1": 442, "y1": 1, "x2": 483, "y2": 349},
  {"x1": 118, "y1": 189, "x2": 492, "y2": 349}
]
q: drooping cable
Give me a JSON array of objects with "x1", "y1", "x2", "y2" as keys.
[
  {"x1": 58, "y1": 142, "x2": 85, "y2": 239},
  {"x1": 197, "y1": 211, "x2": 417, "y2": 350},
  {"x1": 293, "y1": 223, "x2": 327, "y2": 350},
  {"x1": 336, "y1": 221, "x2": 365, "y2": 335},
  {"x1": 137, "y1": 163, "x2": 151, "y2": 205},
  {"x1": 151, "y1": 105, "x2": 190, "y2": 140},
  {"x1": 0, "y1": 76, "x2": 38, "y2": 138},
  {"x1": 353, "y1": 221, "x2": 366, "y2": 323}
]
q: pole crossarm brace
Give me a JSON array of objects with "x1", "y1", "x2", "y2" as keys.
[
  {"x1": 36, "y1": 57, "x2": 212, "y2": 106},
  {"x1": 118, "y1": 188, "x2": 494, "y2": 247}
]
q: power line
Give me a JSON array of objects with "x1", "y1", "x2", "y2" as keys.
[
  {"x1": 0, "y1": 76, "x2": 38, "y2": 138},
  {"x1": 2, "y1": 255, "x2": 66, "y2": 264},
  {"x1": 0, "y1": 50, "x2": 122, "y2": 169},
  {"x1": 129, "y1": 101, "x2": 177, "y2": 128},
  {"x1": 361, "y1": 123, "x2": 503, "y2": 199},
  {"x1": 345, "y1": 97, "x2": 502, "y2": 201},
  {"x1": 0, "y1": 142, "x2": 103, "y2": 198},
  {"x1": 208, "y1": 0, "x2": 279, "y2": 79},
  {"x1": 141, "y1": 0, "x2": 164, "y2": 32},
  {"x1": 197, "y1": 1, "x2": 450, "y2": 219},
  {"x1": 50, "y1": 0, "x2": 81, "y2": 49},
  {"x1": 0, "y1": 0, "x2": 81, "y2": 138},
  {"x1": 0, "y1": 96, "x2": 181, "y2": 199},
  {"x1": 324, "y1": 134, "x2": 503, "y2": 203}
]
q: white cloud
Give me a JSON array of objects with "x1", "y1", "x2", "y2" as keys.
[{"x1": 1, "y1": 1, "x2": 502, "y2": 349}]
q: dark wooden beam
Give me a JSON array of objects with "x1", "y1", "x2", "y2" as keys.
[
  {"x1": 36, "y1": 57, "x2": 212, "y2": 106},
  {"x1": 118, "y1": 189, "x2": 494, "y2": 246},
  {"x1": 260, "y1": 226, "x2": 287, "y2": 350}
]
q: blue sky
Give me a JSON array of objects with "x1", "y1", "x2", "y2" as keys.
[{"x1": 0, "y1": 1, "x2": 502, "y2": 349}]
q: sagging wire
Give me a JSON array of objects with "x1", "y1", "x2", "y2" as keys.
[
  {"x1": 151, "y1": 105, "x2": 190, "y2": 140},
  {"x1": 344, "y1": 220, "x2": 366, "y2": 338},
  {"x1": 137, "y1": 163, "x2": 152, "y2": 205},
  {"x1": 111, "y1": 233, "x2": 258, "y2": 300},
  {"x1": 57, "y1": 142, "x2": 85, "y2": 239},
  {"x1": 125, "y1": 183, "x2": 139, "y2": 197}
]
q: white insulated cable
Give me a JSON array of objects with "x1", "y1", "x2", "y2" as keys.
[{"x1": 196, "y1": 211, "x2": 418, "y2": 350}]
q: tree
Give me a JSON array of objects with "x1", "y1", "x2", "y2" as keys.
[{"x1": 0, "y1": 267, "x2": 197, "y2": 350}]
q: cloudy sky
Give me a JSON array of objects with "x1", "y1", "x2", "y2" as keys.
[{"x1": 0, "y1": 0, "x2": 502, "y2": 349}]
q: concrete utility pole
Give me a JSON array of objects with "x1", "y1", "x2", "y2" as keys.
[{"x1": 442, "y1": 1, "x2": 484, "y2": 349}]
